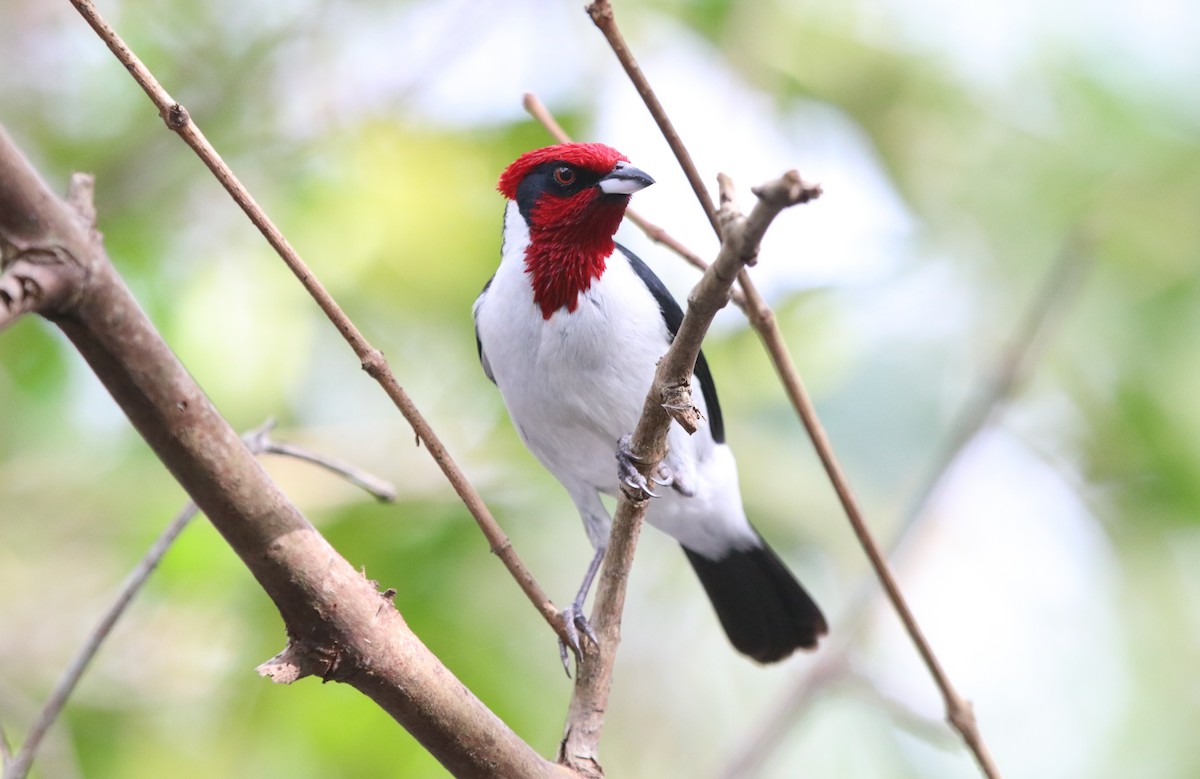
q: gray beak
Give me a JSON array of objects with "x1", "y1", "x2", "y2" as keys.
[{"x1": 598, "y1": 161, "x2": 655, "y2": 195}]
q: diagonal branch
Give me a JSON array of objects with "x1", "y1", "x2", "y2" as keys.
[
  {"x1": 717, "y1": 232, "x2": 1091, "y2": 779},
  {"x1": 2, "y1": 419, "x2": 397, "y2": 779},
  {"x1": 0, "y1": 145, "x2": 95, "y2": 331},
  {"x1": 66, "y1": 0, "x2": 568, "y2": 648},
  {"x1": 559, "y1": 171, "x2": 821, "y2": 776},
  {"x1": 585, "y1": 1, "x2": 720, "y2": 236},
  {"x1": 583, "y1": 2, "x2": 1003, "y2": 777},
  {"x1": 0, "y1": 125, "x2": 571, "y2": 779}
]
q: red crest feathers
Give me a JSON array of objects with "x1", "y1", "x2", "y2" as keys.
[{"x1": 497, "y1": 143, "x2": 627, "y2": 199}]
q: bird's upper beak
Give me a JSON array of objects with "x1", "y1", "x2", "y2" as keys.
[{"x1": 598, "y1": 161, "x2": 655, "y2": 195}]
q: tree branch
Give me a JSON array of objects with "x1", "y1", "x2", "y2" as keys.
[
  {"x1": 65, "y1": 0, "x2": 569, "y2": 649},
  {"x1": 559, "y1": 171, "x2": 820, "y2": 775},
  {"x1": 720, "y1": 235, "x2": 1091, "y2": 778},
  {"x1": 262, "y1": 440, "x2": 398, "y2": 503},
  {"x1": 0, "y1": 140, "x2": 93, "y2": 330},
  {"x1": 582, "y1": 3, "x2": 1004, "y2": 777},
  {"x1": 586, "y1": 0, "x2": 720, "y2": 236},
  {"x1": 5, "y1": 503, "x2": 197, "y2": 779},
  {"x1": 0, "y1": 126, "x2": 571, "y2": 779},
  {"x1": 2, "y1": 419, "x2": 397, "y2": 779}
]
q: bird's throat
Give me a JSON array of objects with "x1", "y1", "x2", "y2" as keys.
[
  {"x1": 524, "y1": 238, "x2": 611, "y2": 320},
  {"x1": 523, "y1": 198, "x2": 627, "y2": 320}
]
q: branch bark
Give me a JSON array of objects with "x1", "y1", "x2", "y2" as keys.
[
  {"x1": 66, "y1": 0, "x2": 569, "y2": 649},
  {"x1": 586, "y1": 0, "x2": 720, "y2": 236},
  {"x1": 0, "y1": 126, "x2": 571, "y2": 779},
  {"x1": 559, "y1": 172, "x2": 820, "y2": 775},
  {"x1": 2, "y1": 418, "x2": 402, "y2": 779},
  {"x1": 0, "y1": 147, "x2": 93, "y2": 331},
  {"x1": 581, "y1": 3, "x2": 1005, "y2": 776}
]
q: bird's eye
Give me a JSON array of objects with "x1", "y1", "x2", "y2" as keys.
[{"x1": 552, "y1": 166, "x2": 576, "y2": 186}]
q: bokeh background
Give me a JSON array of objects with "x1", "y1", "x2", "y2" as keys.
[{"x1": 2, "y1": 0, "x2": 1198, "y2": 777}]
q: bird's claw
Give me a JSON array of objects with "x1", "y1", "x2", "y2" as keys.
[
  {"x1": 558, "y1": 603, "x2": 599, "y2": 677},
  {"x1": 616, "y1": 434, "x2": 659, "y2": 498},
  {"x1": 622, "y1": 472, "x2": 659, "y2": 498}
]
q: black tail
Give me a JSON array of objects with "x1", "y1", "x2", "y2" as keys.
[{"x1": 683, "y1": 540, "x2": 827, "y2": 663}]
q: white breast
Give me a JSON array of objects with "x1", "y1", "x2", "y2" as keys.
[
  {"x1": 474, "y1": 203, "x2": 668, "y2": 487},
  {"x1": 474, "y1": 202, "x2": 755, "y2": 558}
]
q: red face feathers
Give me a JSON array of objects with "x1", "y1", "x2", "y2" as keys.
[{"x1": 498, "y1": 143, "x2": 653, "y2": 319}]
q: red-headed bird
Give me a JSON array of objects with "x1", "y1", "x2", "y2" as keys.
[{"x1": 473, "y1": 143, "x2": 827, "y2": 664}]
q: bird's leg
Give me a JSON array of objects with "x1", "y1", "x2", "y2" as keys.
[
  {"x1": 616, "y1": 433, "x2": 663, "y2": 498},
  {"x1": 559, "y1": 545, "x2": 606, "y2": 674}
]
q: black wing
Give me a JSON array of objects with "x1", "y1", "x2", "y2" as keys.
[
  {"x1": 474, "y1": 275, "x2": 496, "y2": 384},
  {"x1": 615, "y1": 242, "x2": 725, "y2": 444}
]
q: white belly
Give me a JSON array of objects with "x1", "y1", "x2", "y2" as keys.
[{"x1": 474, "y1": 204, "x2": 757, "y2": 558}]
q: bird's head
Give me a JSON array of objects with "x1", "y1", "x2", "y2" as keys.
[{"x1": 497, "y1": 143, "x2": 655, "y2": 319}]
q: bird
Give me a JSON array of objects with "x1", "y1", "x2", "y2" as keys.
[{"x1": 472, "y1": 142, "x2": 827, "y2": 664}]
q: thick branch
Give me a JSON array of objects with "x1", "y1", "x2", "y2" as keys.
[
  {"x1": 0, "y1": 132, "x2": 92, "y2": 330},
  {"x1": 0, "y1": 127, "x2": 570, "y2": 779},
  {"x1": 559, "y1": 172, "x2": 820, "y2": 774},
  {"x1": 66, "y1": 0, "x2": 568, "y2": 649}
]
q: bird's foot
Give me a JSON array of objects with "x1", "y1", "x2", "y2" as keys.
[
  {"x1": 653, "y1": 463, "x2": 695, "y2": 497},
  {"x1": 616, "y1": 434, "x2": 662, "y2": 498},
  {"x1": 557, "y1": 602, "x2": 599, "y2": 676}
]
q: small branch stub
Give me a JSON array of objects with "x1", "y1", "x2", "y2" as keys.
[
  {"x1": 751, "y1": 170, "x2": 823, "y2": 207},
  {"x1": 256, "y1": 643, "x2": 306, "y2": 685},
  {"x1": 661, "y1": 380, "x2": 701, "y2": 434},
  {"x1": 164, "y1": 102, "x2": 189, "y2": 130}
]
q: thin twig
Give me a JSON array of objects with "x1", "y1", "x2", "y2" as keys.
[
  {"x1": 843, "y1": 668, "x2": 961, "y2": 748},
  {"x1": 559, "y1": 170, "x2": 821, "y2": 776},
  {"x1": 66, "y1": 0, "x2": 567, "y2": 646},
  {"x1": 2, "y1": 499, "x2": 200, "y2": 779},
  {"x1": 583, "y1": 2, "x2": 1003, "y2": 777},
  {"x1": 521, "y1": 92, "x2": 746, "y2": 311},
  {"x1": 263, "y1": 441, "x2": 397, "y2": 502},
  {"x1": 719, "y1": 234, "x2": 1091, "y2": 778},
  {"x1": 750, "y1": 111, "x2": 1009, "y2": 779},
  {"x1": 521, "y1": 93, "x2": 573, "y2": 146},
  {"x1": 1, "y1": 419, "x2": 397, "y2": 779},
  {"x1": 585, "y1": 2, "x2": 720, "y2": 236}
]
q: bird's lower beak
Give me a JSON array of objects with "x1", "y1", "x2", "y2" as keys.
[{"x1": 598, "y1": 161, "x2": 655, "y2": 195}]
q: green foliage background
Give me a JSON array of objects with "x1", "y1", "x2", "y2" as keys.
[{"x1": 2, "y1": 0, "x2": 1198, "y2": 777}]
